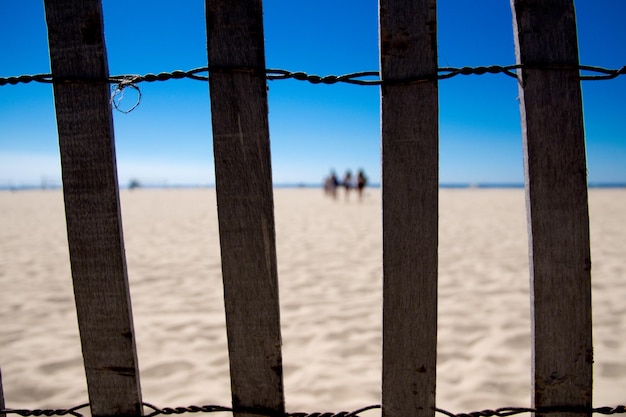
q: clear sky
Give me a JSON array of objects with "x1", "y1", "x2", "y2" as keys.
[{"x1": 1, "y1": 1, "x2": 625, "y2": 188}]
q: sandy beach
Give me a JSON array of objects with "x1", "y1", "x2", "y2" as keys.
[{"x1": 0, "y1": 188, "x2": 624, "y2": 413}]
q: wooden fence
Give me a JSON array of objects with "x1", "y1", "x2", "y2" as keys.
[{"x1": 2, "y1": 1, "x2": 594, "y2": 417}]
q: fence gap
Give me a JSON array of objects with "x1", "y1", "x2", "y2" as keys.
[
  {"x1": 379, "y1": 1, "x2": 439, "y2": 417},
  {"x1": 205, "y1": 1, "x2": 285, "y2": 416},
  {"x1": 43, "y1": 1, "x2": 143, "y2": 416},
  {"x1": 511, "y1": 1, "x2": 593, "y2": 416}
]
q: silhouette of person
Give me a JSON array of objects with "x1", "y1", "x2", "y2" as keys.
[
  {"x1": 342, "y1": 170, "x2": 352, "y2": 200},
  {"x1": 324, "y1": 170, "x2": 339, "y2": 199},
  {"x1": 357, "y1": 169, "x2": 367, "y2": 201}
]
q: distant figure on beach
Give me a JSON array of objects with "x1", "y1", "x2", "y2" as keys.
[
  {"x1": 128, "y1": 179, "x2": 141, "y2": 190},
  {"x1": 324, "y1": 170, "x2": 339, "y2": 199},
  {"x1": 357, "y1": 169, "x2": 367, "y2": 201},
  {"x1": 342, "y1": 170, "x2": 353, "y2": 200}
]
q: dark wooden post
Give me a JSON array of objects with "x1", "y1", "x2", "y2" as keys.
[
  {"x1": 511, "y1": 1, "x2": 593, "y2": 416},
  {"x1": 1, "y1": 369, "x2": 5, "y2": 417},
  {"x1": 379, "y1": 1, "x2": 439, "y2": 417},
  {"x1": 43, "y1": 2, "x2": 143, "y2": 416},
  {"x1": 205, "y1": 2, "x2": 285, "y2": 417}
]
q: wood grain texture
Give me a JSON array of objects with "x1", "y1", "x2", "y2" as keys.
[
  {"x1": 43, "y1": 2, "x2": 143, "y2": 416},
  {"x1": 511, "y1": 1, "x2": 593, "y2": 416},
  {"x1": 205, "y1": 2, "x2": 285, "y2": 416},
  {"x1": 379, "y1": 1, "x2": 439, "y2": 417}
]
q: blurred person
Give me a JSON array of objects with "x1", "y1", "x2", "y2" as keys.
[
  {"x1": 324, "y1": 170, "x2": 339, "y2": 199},
  {"x1": 342, "y1": 170, "x2": 353, "y2": 200},
  {"x1": 357, "y1": 169, "x2": 367, "y2": 201}
]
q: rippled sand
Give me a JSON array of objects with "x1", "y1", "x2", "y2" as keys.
[{"x1": 1, "y1": 188, "x2": 624, "y2": 413}]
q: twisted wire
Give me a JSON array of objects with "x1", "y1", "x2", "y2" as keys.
[
  {"x1": 1, "y1": 64, "x2": 625, "y2": 87},
  {"x1": 0, "y1": 403, "x2": 90, "y2": 417},
  {"x1": 2, "y1": 64, "x2": 623, "y2": 113},
  {"x1": 1, "y1": 403, "x2": 625, "y2": 417}
]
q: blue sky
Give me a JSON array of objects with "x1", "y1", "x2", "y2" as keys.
[{"x1": 1, "y1": 1, "x2": 624, "y2": 187}]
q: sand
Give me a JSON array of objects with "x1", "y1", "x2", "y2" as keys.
[{"x1": 0, "y1": 188, "x2": 624, "y2": 414}]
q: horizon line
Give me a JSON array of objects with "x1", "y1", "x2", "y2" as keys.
[{"x1": 3, "y1": 182, "x2": 626, "y2": 191}]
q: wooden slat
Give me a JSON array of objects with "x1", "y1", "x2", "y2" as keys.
[
  {"x1": 379, "y1": 1, "x2": 439, "y2": 417},
  {"x1": 43, "y1": 2, "x2": 143, "y2": 416},
  {"x1": 511, "y1": 1, "x2": 593, "y2": 416},
  {"x1": 205, "y1": 2, "x2": 285, "y2": 417},
  {"x1": 1, "y1": 369, "x2": 5, "y2": 417}
]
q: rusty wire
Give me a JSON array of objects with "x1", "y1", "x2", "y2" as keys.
[{"x1": 1, "y1": 403, "x2": 625, "y2": 417}]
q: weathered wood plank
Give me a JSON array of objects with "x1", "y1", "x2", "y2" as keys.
[
  {"x1": 1, "y1": 369, "x2": 5, "y2": 417},
  {"x1": 511, "y1": 1, "x2": 593, "y2": 416},
  {"x1": 43, "y1": 2, "x2": 143, "y2": 416},
  {"x1": 379, "y1": 1, "x2": 439, "y2": 417},
  {"x1": 205, "y1": 2, "x2": 285, "y2": 417}
]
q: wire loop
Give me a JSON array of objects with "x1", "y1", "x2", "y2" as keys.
[{"x1": 110, "y1": 77, "x2": 142, "y2": 113}]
